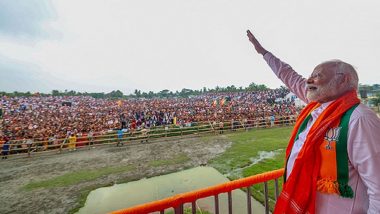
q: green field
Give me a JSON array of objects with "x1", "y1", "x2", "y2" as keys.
[
  {"x1": 20, "y1": 126, "x2": 292, "y2": 213},
  {"x1": 148, "y1": 154, "x2": 191, "y2": 167},
  {"x1": 23, "y1": 165, "x2": 135, "y2": 191},
  {"x1": 209, "y1": 126, "x2": 292, "y2": 210}
]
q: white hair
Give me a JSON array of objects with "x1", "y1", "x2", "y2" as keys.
[{"x1": 322, "y1": 60, "x2": 359, "y2": 90}]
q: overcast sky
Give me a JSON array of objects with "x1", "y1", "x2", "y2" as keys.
[{"x1": 0, "y1": 0, "x2": 379, "y2": 94}]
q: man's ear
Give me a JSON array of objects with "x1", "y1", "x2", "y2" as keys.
[
  {"x1": 339, "y1": 73, "x2": 351, "y2": 88},
  {"x1": 344, "y1": 73, "x2": 351, "y2": 84}
]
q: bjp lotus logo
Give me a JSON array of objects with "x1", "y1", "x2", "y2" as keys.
[{"x1": 324, "y1": 127, "x2": 342, "y2": 150}]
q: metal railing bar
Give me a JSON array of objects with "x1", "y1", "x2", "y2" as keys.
[
  {"x1": 264, "y1": 181, "x2": 269, "y2": 214},
  {"x1": 275, "y1": 178, "x2": 280, "y2": 200},
  {"x1": 214, "y1": 195, "x2": 219, "y2": 214},
  {"x1": 247, "y1": 186, "x2": 252, "y2": 214},
  {"x1": 228, "y1": 191, "x2": 232, "y2": 214},
  {"x1": 174, "y1": 204, "x2": 183, "y2": 214}
]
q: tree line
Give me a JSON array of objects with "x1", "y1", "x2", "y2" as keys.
[
  {"x1": 1, "y1": 83, "x2": 379, "y2": 104},
  {"x1": 0, "y1": 82, "x2": 270, "y2": 99}
]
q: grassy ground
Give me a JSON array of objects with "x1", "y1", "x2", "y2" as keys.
[
  {"x1": 166, "y1": 207, "x2": 211, "y2": 214},
  {"x1": 14, "y1": 126, "x2": 292, "y2": 213},
  {"x1": 148, "y1": 154, "x2": 191, "y2": 167},
  {"x1": 23, "y1": 165, "x2": 135, "y2": 191},
  {"x1": 209, "y1": 126, "x2": 293, "y2": 211}
]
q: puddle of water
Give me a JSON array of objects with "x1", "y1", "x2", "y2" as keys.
[
  {"x1": 226, "y1": 149, "x2": 283, "y2": 179},
  {"x1": 77, "y1": 166, "x2": 265, "y2": 214}
]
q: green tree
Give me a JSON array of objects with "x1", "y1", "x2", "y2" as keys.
[
  {"x1": 148, "y1": 91, "x2": 154, "y2": 98},
  {"x1": 67, "y1": 90, "x2": 77, "y2": 96},
  {"x1": 257, "y1": 84, "x2": 269, "y2": 90},
  {"x1": 52, "y1": 90, "x2": 60, "y2": 96},
  {"x1": 107, "y1": 90, "x2": 124, "y2": 98},
  {"x1": 134, "y1": 89, "x2": 141, "y2": 98},
  {"x1": 89, "y1": 92, "x2": 105, "y2": 98},
  {"x1": 158, "y1": 89, "x2": 170, "y2": 98},
  {"x1": 370, "y1": 93, "x2": 380, "y2": 106},
  {"x1": 180, "y1": 88, "x2": 193, "y2": 97}
]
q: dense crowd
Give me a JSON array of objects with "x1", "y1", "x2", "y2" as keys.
[{"x1": 1, "y1": 88, "x2": 299, "y2": 145}]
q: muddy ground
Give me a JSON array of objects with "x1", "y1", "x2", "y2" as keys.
[{"x1": 0, "y1": 134, "x2": 232, "y2": 214}]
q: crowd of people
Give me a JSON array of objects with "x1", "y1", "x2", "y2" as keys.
[{"x1": 0, "y1": 88, "x2": 299, "y2": 150}]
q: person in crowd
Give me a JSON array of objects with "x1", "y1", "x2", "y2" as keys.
[
  {"x1": 68, "y1": 133, "x2": 76, "y2": 151},
  {"x1": 116, "y1": 129, "x2": 124, "y2": 147},
  {"x1": 219, "y1": 121, "x2": 224, "y2": 134},
  {"x1": 25, "y1": 136, "x2": 34, "y2": 157},
  {"x1": 247, "y1": 29, "x2": 380, "y2": 214},
  {"x1": 87, "y1": 130, "x2": 94, "y2": 148},
  {"x1": 270, "y1": 115, "x2": 275, "y2": 127},
  {"x1": 140, "y1": 127, "x2": 149, "y2": 143},
  {"x1": 1, "y1": 137, "x2": 10, "y2": 159}
]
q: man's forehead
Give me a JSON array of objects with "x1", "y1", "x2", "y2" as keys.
[{"x1": 312, "y1": 62, "x2": 337, "y2": 74}]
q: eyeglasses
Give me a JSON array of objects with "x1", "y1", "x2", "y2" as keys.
[
  {"x1": 308, "y1": 73, "x2": 322, "y2": 80},
  {"x1": 309, "y1": 71, "x2": 344, "y2": 80}
]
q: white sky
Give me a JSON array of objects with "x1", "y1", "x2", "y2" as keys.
[{"x1": 0, "y1": 0, "x2": 379, "y2": 94}]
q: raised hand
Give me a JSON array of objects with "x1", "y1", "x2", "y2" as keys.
[{"x1": 247, "y1": 30, "x2": 268, "y2": 55}]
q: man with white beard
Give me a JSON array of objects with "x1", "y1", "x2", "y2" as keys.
[{"x1": 246, "y1": 30, "x2": 380, "y2": 214}]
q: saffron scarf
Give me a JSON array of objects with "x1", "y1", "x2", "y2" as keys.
[{"x1": 273, "y1": 90, "x2": 360, "y2": 214}]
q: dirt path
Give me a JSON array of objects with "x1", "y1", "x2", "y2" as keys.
[{"x1": 0, "y1": 135, "x2": 232, "y2": 214}]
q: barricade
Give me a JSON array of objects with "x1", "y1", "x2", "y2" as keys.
[
  {"x1": 109, "y1": 168, "x2": 284, "y2": 214},
  {"x1": 2, "y1": 116, "x2": 296, "y2": 158}
]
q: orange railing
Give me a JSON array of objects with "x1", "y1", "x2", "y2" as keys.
[{"x1": 110, "y1": 168, "x2": 284, "y2": 214}]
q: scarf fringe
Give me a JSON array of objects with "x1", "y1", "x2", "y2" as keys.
[
  {"x1": 338, "y1": 182, "x2": 354, "y2": 198},
  {"x1": 316, "y1": 179, "x2": 354, "y2": 198},
  {"x1": 316, "y1": 178, "x2": 339, "y2": 194}
]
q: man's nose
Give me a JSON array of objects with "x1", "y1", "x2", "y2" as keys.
[{"x1": 307, "y1": 77, "x2": 314, "y2": 84}]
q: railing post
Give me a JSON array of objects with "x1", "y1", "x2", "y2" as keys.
[
  {"x1": 28, "y1": 143, "x2": 32, "y2": 157},
  {"x1": 228, "y1": 191, "x2": 233, "y2": 214},
  {"x1": 264, "y1": 181, "x2": 269, "y2": 214},
  {"x1": 247, "y1": 186, "x2": 252, "y2": 214},
  {"x1": 174, "y1": 204, "x2": 183, "y2": 214},
  {"x1": 275, "y1": 178, "x2": 280, "y2": 200},
  {"x1": 214, "y1": 194, "x2": 219, "y2": 214},
  {"x1": 191, "y1": 201, "x2": 196, "y2": 214}
]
